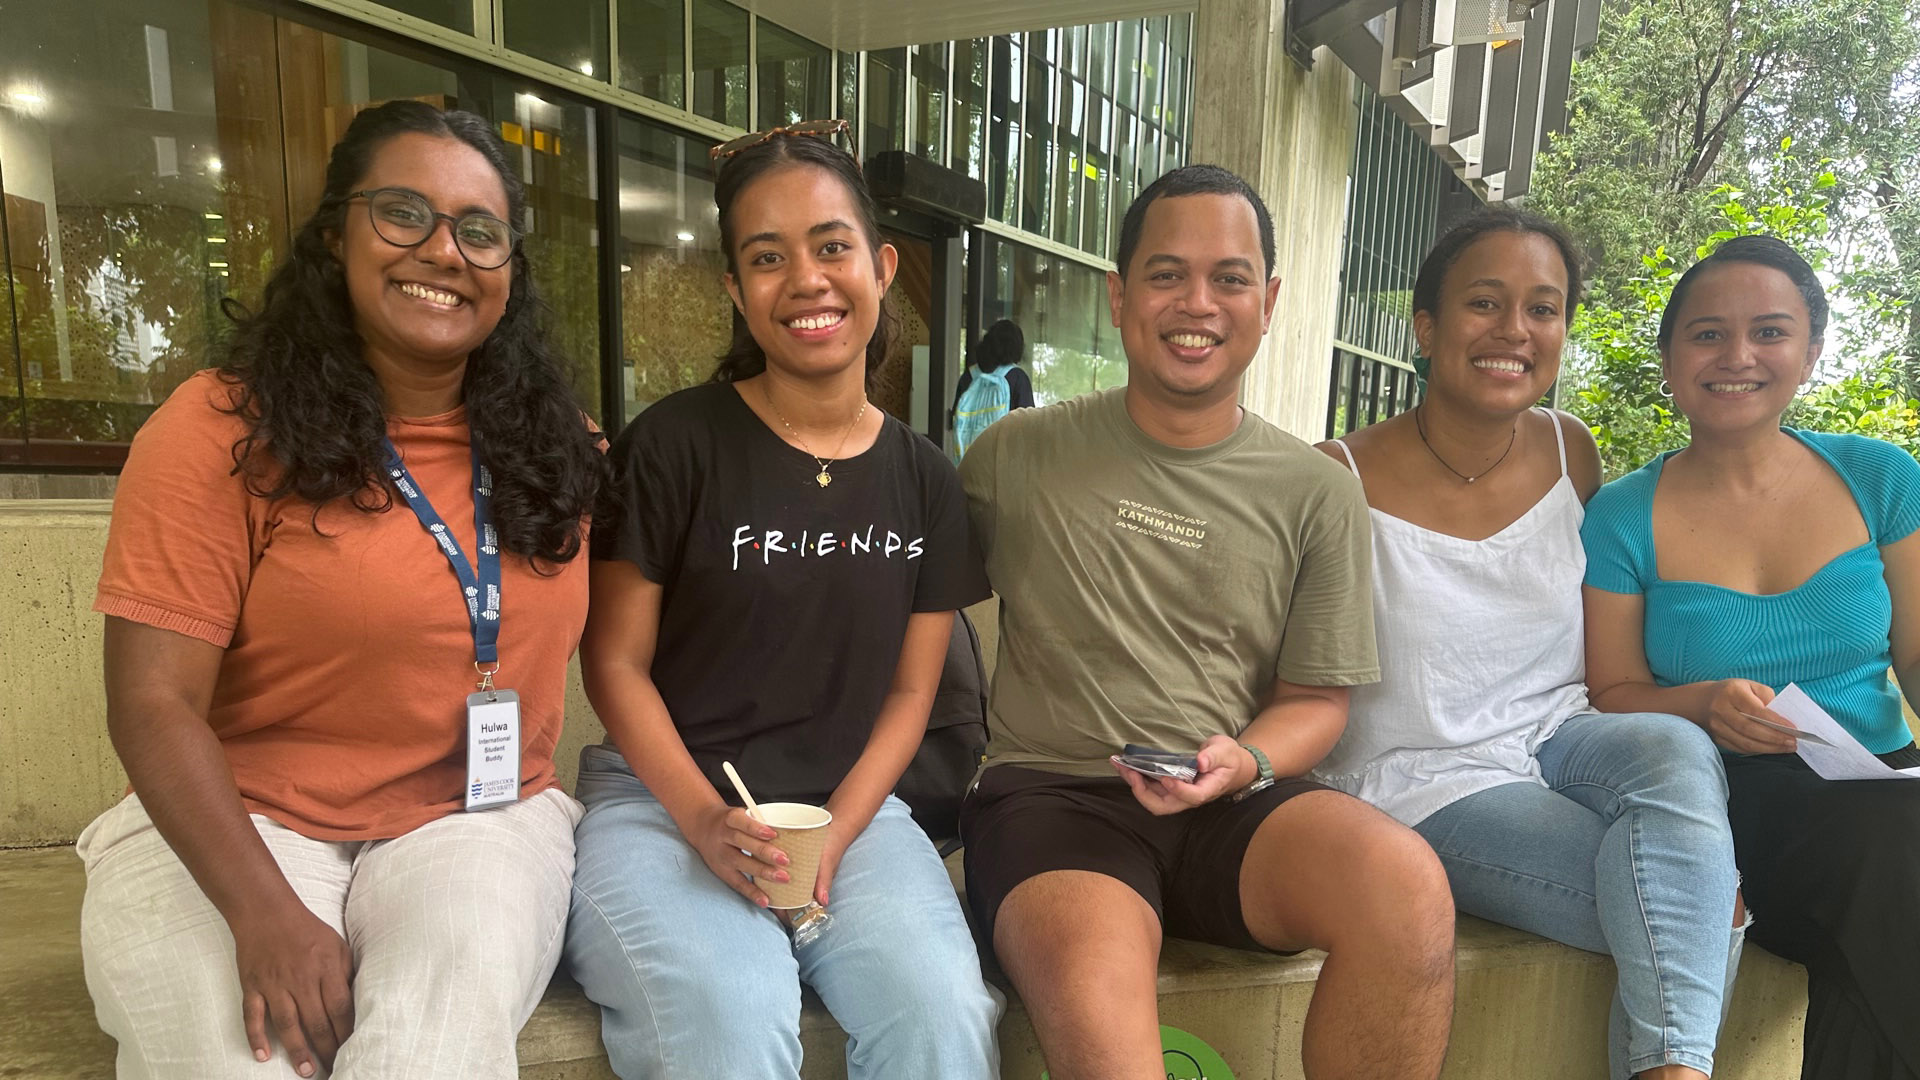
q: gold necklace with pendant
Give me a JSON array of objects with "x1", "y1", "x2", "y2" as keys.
[{"x1": 765, "y1": 381, "x2": 868, "y2": 488}]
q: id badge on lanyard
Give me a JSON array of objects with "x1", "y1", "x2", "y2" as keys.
[{"x1": 385, "y1": 437, "x2": 521, "y2": 811}]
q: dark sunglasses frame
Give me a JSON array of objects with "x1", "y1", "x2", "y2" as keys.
[{"x1": 344, "y1": 188, "x2": 522, "y2": 269}]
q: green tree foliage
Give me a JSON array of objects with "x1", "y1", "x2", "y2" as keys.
[
  {"x1": 1565, "y1": 147, "x2": 1919, "y2": 477},
  {"x1": 1531, "y1": 0, "x2": 1920, "y2": 374},
  {"x1": 1535, "y1": 0, "x2": 1920, "y2": 473}
]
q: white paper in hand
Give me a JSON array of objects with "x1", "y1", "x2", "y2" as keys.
[{"x1": 1764, "y1": 684, "x2": 1919, "y2": 781}]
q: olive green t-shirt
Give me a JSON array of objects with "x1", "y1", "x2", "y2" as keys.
[{"x1": 961, "y1": 387, "x2": 1378, "y2": 776}]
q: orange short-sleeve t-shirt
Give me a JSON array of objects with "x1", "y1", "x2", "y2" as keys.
[{"x1": 94, "y1": 371, "x2": 589, "y2": 841}]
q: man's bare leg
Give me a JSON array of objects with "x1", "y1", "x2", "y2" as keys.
[
  {"x1": 1240, "y1": 790, "x2": 1455, "y2": 1080},
  {"x1": 992, "y1": 870, "x2": 1165, "y2": 1080}
]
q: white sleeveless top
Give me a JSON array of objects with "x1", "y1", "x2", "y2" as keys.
[{"x1": 1314, "y1": 410, "x2": 1594, "y2": 826}]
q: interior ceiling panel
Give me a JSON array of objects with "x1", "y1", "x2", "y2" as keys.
[{"x1": 739, "y1": 0, "x2": 1194, "y2": 51}]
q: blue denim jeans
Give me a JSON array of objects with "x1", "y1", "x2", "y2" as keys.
[
  {"x1": 1413, "y1": 712, "x2": 1744, "y2": 1078},
  {"x1": 564, "y1": 744, "x2": 1001, "y2": 1080}
]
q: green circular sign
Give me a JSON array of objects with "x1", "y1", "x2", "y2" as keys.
[{"x1": 1039, "y1": 1025, "x2": 1235, "y2": 1080}]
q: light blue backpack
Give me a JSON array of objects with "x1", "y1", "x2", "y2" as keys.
[
  {"x1": 953, "y1": 365, "x2": 1013, "y2": 459},
  {"x1": 948, "y1": 365, "x2": 1013, "y2": 457}
]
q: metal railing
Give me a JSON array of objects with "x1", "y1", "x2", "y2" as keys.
[{"x1": 1325, "y1": 342, "x2": 1422, "y2": 439}]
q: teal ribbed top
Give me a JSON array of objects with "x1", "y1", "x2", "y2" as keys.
[{"x1": 1582, "y1": 430, "x2": 1920, "y2": 753}]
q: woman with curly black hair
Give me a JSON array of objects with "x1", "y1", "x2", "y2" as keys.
[{"x1": 77, "y1": 100, "x2": 602, "y2": 1080}]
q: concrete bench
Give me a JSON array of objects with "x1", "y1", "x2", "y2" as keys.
[
  {"x1": 2, "y1": 843, "x2": 1809, "y2": 1080},
  {"x1": 0, "y1": 501, "x2": 1816, "y2": 1078}
]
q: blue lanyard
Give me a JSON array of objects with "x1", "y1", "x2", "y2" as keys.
[{"x1": 384, "y1": 438, "x2": 501, "y2": 670}]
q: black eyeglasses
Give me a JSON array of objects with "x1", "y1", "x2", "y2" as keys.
[
  {"x1": 345, "y1": 188, "x2": 521, "y2": 269},
  {"x1": 708, "y1": 118, "x2": 853, "y2": 163}
]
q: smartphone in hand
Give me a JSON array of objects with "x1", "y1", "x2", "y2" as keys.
[{"x1": 1111, "y1": 744, "x2": 1201, "y2": 783}]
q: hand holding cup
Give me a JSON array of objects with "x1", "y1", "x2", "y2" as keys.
[
  {"x1": 748, "y1": 803, "x2": 835, "y2": 909},
  {"x1": 688, "y1": 801, "x2": 790, "y2": 908}
]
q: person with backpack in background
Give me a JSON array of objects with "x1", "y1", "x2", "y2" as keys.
[{"x1": 951, "y1": 319, "x2": 1033, "y2": 458}]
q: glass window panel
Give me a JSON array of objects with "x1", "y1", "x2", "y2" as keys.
[
  {"x1": 1110, "y1": 108, "x2": 1138, "y2": 257},
  {"x1": 1167, "y1": 56, "x2": 1188, "y2": 141},
  {"x1": 950, "y1": 38, "x2": 987, "y2": 179},
  {"x1": 503, "y1": 0, "x2": 609, "y2": 81},
  {"x1": 1141, "y1": 16, "x2": 1166, "y2": 127},
  {"x1": 618, "y1": 0, "x2": 686, "y2": 108},
  {"x1": 615, "y1": 114, "x2": 729, "y2": 414},
  {"x1": 1139, "y1": 123, "x2": 1162, "y2": 187},
  {"x1": 0, "y1": 0, "x2": 288, "y2": 465},
  {"x1": 691, "y1": 0, "x2": 749, "y2": 128},
  {"x1": 0, "y1": 1, "x2": 618, "y2": 465},
  {"x1": 1169, "y1": 15, "x2": 1191, "y2": 138},
  {"x1": 488, "y1": 83, "x2": 604, "y2": 416},
  {"x1": 276, "y1": 20, "x2": 477, "y2": 244},
  {"x1": 909, "y1": 43, "x2": 947, "y2": 162},
  {"x1": 1052, "y1": 77, "x2": 1084, "y2": 245},
  {"x1": 838, "y1": 49, "x2": 859, "y2": 130},
  {"x1": 1020, "y1": 44, "x2": 1053, "y2": 235},
  {"x1": 982, "y1": 237, "x2": 1123, "y2": 405},
  {"x1": 988, "y1": 36, "x2": 1021, "y2": 222},
  {"x1": 1036, "y1": 28, "x2": 1060, "y2": 65},
  {"x1": 1066, "y1": 25, "x2": 1088, "y2": 78},
  {"x1": 1081, "y1": 161, "x2": 1109, "y2": 256},
  {"x1": 864, "y1": 48, "x2": 906, "y2": 155},
  {"x1": 756, "y1": 21, "x2": 830, "y2": 128},
  {"x1": 379, "y1": 0, "x2": 473, "y2": 34},
  {"x1": 1088, "y1": 23, "x2": 1113, "y2": 98},
  {"x1": 1116, "y1": 20, "x2": 1142, "y2": 112},
  {"x1": 1080, "y1": 92, "x2": 1111, "y2": 257}
]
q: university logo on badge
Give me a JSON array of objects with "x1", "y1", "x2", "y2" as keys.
[{"x1": 470, "y1": 781, "x2": 483, "y2": 800}]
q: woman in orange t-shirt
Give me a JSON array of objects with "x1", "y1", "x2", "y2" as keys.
[{"x1": 78, "y1": 101, "x2": 603, "y2": 1080}]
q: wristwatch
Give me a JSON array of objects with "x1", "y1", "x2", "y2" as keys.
[{"x1": 1231, "y1": 743, "x2": 1276, "y2": 803}]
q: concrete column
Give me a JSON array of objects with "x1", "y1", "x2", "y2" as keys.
[{"x1": 1190, "y1": 0, "x2": 1355, "y2": 441}]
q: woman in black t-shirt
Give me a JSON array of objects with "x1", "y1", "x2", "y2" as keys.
[{"x1": 562, "y1": 128, "x2": 1001, "y2": 1078}]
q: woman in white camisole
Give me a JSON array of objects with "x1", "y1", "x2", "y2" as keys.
[{"x1": 1313, "y1": 210, "x2": 1744, "y2": 1080}]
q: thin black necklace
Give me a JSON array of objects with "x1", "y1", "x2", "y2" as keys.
[{"x1": 1414, "y1": 404, "x2": 1516, "y2": 484}]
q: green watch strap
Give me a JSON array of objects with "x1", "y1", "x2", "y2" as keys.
[
  {"x1": 1232, "y1": 743, "x2": 1276, "y2": 802},
  {"x1": 1242, "y1": 743, "x2": 1274, "y2": 784}
]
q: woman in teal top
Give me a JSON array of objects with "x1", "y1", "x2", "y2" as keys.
[{"x1": 1582, "y1": 234, "x2": 1920, "y2": 1080}]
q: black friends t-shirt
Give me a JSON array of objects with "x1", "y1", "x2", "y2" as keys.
[{"x1": 596, "y1": 381, "x2": 990, "y2": 804}]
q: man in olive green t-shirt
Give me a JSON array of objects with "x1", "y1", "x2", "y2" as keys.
[{"x1": 958, "y1": 165, "x2": 1455, "y2": 1080}]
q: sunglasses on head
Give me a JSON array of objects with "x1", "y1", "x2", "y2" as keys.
[{"x1": 709, "y1": 118, "x2": 853, "y2": 163}]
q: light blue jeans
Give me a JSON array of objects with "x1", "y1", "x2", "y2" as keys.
[
  {"x1": 1413, "y1": 712, "x2": 1744, "y2": 1078},
  {"x1": 564, "y1": 744, "x2": 1002, "y2": 1080}
]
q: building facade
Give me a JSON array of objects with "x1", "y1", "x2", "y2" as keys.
[
  {"x1": 0, "y1": 0, "x2": 1195, "y2": 476},
  {"x1": 1, "y1": 0, "x2": 1591, "y2": 484}
]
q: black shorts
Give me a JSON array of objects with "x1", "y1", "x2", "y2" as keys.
[{"x1": 959, "y1": 764, "x2": 1330, "y2": 953}]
